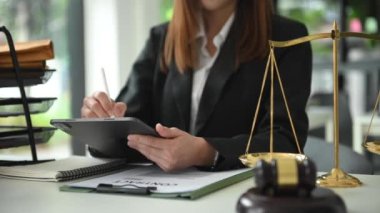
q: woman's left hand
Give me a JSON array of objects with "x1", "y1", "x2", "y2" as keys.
[{"x1": 127, "y1": 123, "x2": 216, "y2": 172}]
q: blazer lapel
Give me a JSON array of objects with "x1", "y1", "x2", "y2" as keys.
[
  {"x1": 194, "y1": 27, "x2": 237, "y2": 135},
  {"x1": 169, "y1": 63, "x2": 192, "y2": 131}
]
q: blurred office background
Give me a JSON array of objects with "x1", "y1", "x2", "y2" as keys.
[{"x1": 0, "y1": 0, "x2": 379, "y2": 172}]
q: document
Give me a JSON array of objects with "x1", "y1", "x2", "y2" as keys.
[{"x1": 63, "y1": 165, "x2": 252, "y2": 199}]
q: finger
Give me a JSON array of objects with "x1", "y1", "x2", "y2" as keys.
[
  {"x1": 81, "y1": 106, "x2": 97, "y2": 118},
  {"x1": 83, "y1": 96, "x2": 109, "y2": 117},
  {"x1": 127, "y1": 140, "x2": 168, "y2": 167},
  {"x1": 128, "y1": 135, "x2": 178, "y2": 172},
  {"x1": 156, "y1": 123, "x2": 184, "y2": 139},
  {"x1": 93, "y1": 91, "x2": 115, "y2": 116},
  {"x1": 128, "y1": 134, "x2": 165, "y2": 149},
  {"x1": 135, "y1": 144, "x2": 177, "y2": 172},
  {"x1": 113, "y1": 102, "x2": 127, "y2": 117}
]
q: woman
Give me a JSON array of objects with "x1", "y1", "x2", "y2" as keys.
[{"x1": 81, "y1": 0, "x2": 312, "y2": 171}]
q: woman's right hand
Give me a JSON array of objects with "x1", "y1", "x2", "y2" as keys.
[{"x1": 81, "y1": 91, "x2": 127, "y2": 118}]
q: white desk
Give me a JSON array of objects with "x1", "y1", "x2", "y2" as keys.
[
  {"x1": 353, "y1": 114, "x2": 380, "y2": 154},
  {"x1": 0, "y1": 174, "x2": 379, "y2": 213}
]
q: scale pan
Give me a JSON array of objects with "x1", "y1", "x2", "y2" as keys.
[
  {"x1": 239, "y1": 152, "x2": 307, "y2": 168},
  {"x1": 364, "y1": 141, "x2": 380, "y2": 155}
]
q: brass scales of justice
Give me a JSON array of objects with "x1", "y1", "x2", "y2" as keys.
[{"x1": 239, "y1": 21, "x2": 380, "y2": 188}]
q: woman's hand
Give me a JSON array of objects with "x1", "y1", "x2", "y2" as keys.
[
  {"x1": 127, "y1": 123, "x2": 216, "y2": 172},
  {"x1": 81, "y1": 91, "x2": 127, "y2": 118}
]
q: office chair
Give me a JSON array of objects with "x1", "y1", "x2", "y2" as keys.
[
  {"x1": 308, "y1": 91, "x2": 353, "y2": 148},
  {"x1": 304, "y1": 136, "x2": 374, "y2": 174}
]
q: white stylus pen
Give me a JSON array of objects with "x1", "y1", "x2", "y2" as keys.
[{"x1": 101, "y1": 67, "x2": 115, "y2": 118}]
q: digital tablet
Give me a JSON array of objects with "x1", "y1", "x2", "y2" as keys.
[{"x1": 50, "y1": 117, "x2": 158, "y2": 160}]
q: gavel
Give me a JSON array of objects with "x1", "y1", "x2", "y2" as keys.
[{"x1": 254, "y1": 158, "x2": 316, "y2": 197}]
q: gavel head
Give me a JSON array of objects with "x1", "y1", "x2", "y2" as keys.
[{"x1": 254, "y1": 158, "x2": 316, "y2": 197}]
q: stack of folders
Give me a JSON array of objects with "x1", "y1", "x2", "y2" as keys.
[
  {"x1": 0, "y1": 39, "x2": 54, "y2": 82},
  {"x1": 0, "y1": 39, "x2": 54, "y2": 69},
  {"x1": 0, "y1": 156, "x2": 128, "y2": 182}
]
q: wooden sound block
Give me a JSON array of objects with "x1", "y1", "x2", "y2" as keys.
[{"x1": 236, "y1": 187, "x2": 346, "y2": 213}]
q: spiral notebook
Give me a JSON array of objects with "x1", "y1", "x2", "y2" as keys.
[{"x1": 0, "y1": 156, "x2": 128, "y2": 182}]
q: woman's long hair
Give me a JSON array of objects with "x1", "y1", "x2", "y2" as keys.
[{"x1": 163, "y1": 0, "x2": 273, "y2": 72}]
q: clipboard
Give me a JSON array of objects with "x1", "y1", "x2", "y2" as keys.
[
  {"x1": 50, "y1": 117, "x2": 158, "y2": 160},
  {"x1": 60, "y1": 165, "x2": 253, "y2": 200}
]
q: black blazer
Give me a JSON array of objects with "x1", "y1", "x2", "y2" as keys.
[{"x1": 116, "y1": 15, "x2": 312, "y2": 170}]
